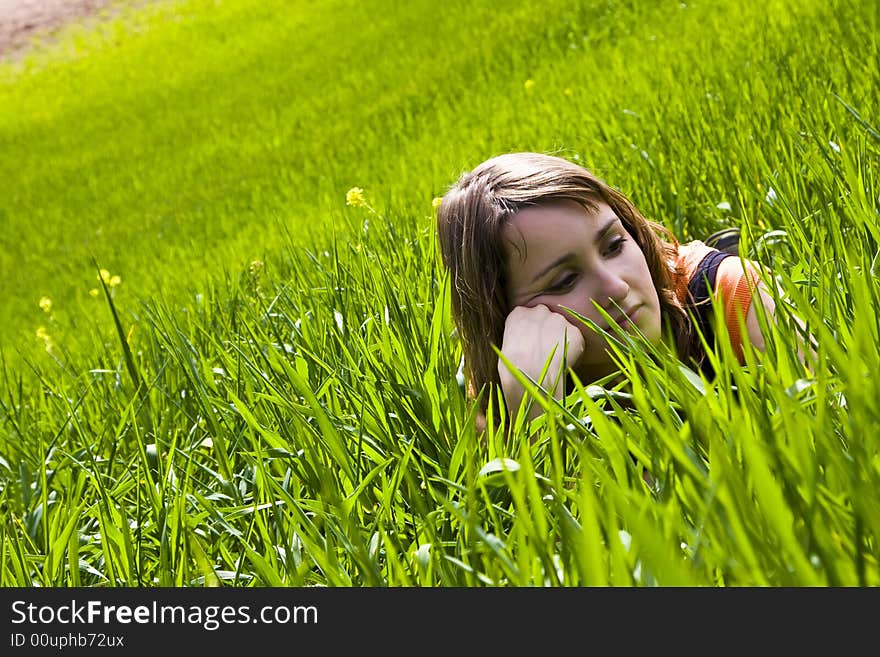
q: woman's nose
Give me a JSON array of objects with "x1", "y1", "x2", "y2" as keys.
[{"x1": 593, "y1": 267, "x2": 629, "y2": 308}]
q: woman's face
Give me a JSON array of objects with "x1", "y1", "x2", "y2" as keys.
[{"x1": 502, "y1": 200, "x2": 663, "y2": 378}]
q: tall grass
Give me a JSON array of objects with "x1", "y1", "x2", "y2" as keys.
[{"x1": 0, "y1": 0, "x2": 878, "y2": 585}]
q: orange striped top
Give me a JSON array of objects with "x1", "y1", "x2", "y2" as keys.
[{"x1": 673, "y1": 241, "x2": 763, "y2": 361}]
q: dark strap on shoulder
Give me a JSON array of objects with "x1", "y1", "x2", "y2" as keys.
[
  {"x1": 687, "y1": 250, "x2": 734, "y2": 308},
  {"x1": 687, "y1": 250, "x2": 735, "y2": 377}
]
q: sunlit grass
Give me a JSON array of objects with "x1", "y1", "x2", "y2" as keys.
[{"x1": 0, "y1": 0, "x2": 878, "y2": 586}]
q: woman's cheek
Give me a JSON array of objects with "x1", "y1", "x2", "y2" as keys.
[{"x1": 559, "y1": 292, "x2": 592, "y2": 325}]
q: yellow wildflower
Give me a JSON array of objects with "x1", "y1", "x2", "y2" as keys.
[
  {"x1": 36, "y1": 326, "x2": 53, "y2": 352},
  {"x1": 110, "y1": 275, "x2": 122, "y2": 287},
  {"x1": 346, "y1": 187, "x2": 367, "y2": 207},
  {"x1": 98, "y1": 269, "x2": 111, "y2": 284},
  {"x1": 432, "y1": 197, "x2": 443, "y2": 210},
  {"x1": 524, "y1": 79, "x2": 535, "y2": 92},
  {"x1": 39, "y1": 296, "x2": 52, "y2": 313},
  {"x1": 563, "y1": 88, "x2": 573, "y2": 96},
  {"x1": 89, "y1": 288, "x2": 99, "y2": 297}
]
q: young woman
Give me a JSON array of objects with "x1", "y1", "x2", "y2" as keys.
[{"x1": 436, "y1": 152, "x2": 780, "y2": 422}]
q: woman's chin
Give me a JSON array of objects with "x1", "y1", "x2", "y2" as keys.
[{"x1": 571, "y1": 357, "x2": 619, "y2": 385}]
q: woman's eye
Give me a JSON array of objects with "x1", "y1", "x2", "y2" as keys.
[
  {"x1": 547, "y1": 273, "x2": 577, "y2": 293},
  {"x1": 605, "y1": 237, "x2": 628, "y2": 257}
]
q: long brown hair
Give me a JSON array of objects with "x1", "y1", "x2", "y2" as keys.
[{"x1": 436, "y1": 152, "x2": 695, "y2": 411}]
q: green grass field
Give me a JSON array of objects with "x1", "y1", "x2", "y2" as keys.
[{"x1": 0, "y1": 0, "x2": 878, "y2": 585}]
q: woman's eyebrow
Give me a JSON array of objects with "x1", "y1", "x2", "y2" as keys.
[
  {"x1": 529, "y1": 252, "x2": 575, "y2": 285},
  {"x1": 527, "y1": 216, "x2": 620, "y2": 285},
  {"x1": 593, "y1": 216, "x2": 621, "y2": 244}
]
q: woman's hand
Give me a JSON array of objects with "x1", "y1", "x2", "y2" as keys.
[{"x1": 497, "y1": 304, "x2": 585, "y2": 421}]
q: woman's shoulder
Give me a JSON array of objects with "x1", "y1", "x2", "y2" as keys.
[
  {"x1": 676, "y1": 240, "x2": 718, "y2": 275},
  {"x1": 673, "y1": 240, "x2": 718, "y2": 303},
  {"x1": 675, "y1": 239, "x2": 766, "y2": 361},
  {"x1": 675, "y1": 239, "x2": 760, "y2": 299}
]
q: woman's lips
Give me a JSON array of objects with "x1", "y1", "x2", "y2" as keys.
[
  {"x1": 625, "y1": 305, "x2": 641, "y2": 325},
  {"x1": 613, "y1": 305, "x2": 640, "y2": 328}
]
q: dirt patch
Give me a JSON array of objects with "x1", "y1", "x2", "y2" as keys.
[{"x1": 0, "y1": 0, "x2": 126, "y2": 59}]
